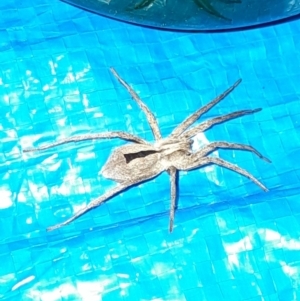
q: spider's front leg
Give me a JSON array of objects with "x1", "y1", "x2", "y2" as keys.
[
  {"x1": 171, "y1": 79, "x2": 242, "y2": 137},
  {"x1": 110, "y1": 68, "x2": 162, "y2": 141}
]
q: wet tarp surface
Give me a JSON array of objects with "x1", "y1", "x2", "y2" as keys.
[{"x1": 0, "y1": 1, "x2": 300, "y2": 300}]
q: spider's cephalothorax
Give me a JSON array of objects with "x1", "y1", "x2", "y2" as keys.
[{"x1": 24, "y1": 68, "x2": 270, "y2": 232}]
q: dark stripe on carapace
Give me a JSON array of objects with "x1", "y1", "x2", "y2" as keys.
[{"x1": 124, "y1": 150, "x2": 158, "y2": 163}]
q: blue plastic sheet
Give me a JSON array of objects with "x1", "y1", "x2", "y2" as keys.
[{"x1": 0, "y1": 0, "x2": 300, "y2": 300}]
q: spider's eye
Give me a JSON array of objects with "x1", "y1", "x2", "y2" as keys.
[{"x1": 124, "y1": 150, "x2": 158, "y2": 163}]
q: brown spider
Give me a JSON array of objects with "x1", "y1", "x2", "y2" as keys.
[{"x1": 24, "y1": 68, "x2": 270, "y2": 232}]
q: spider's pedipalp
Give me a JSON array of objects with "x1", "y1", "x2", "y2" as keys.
[
  {"x1": 110, "y1": 67, "x2": 162, "y2": 141},
  {"x1": 183, "y1": 108, "x2": 261, "y2": 139},
  {"x1": 23, "y1": 131, "x2": 148, "y2": 153},
  {"x1": 171, "y1": 79, "x2": 242, "y2": 137}
]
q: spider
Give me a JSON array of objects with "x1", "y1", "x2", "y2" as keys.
[
  {"x1": 24, "y1": 68, "x2": 270, "y2": 232},
  {"x1": 133, "y1": 0, "x2": 241, "y2": 21}
]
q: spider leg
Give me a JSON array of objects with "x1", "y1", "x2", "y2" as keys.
[
  {"x1": 183, "y1": 108, "x2": 261, "y2": 139},
  {"x1": 110, "y1": 68, "x2": 162, "y2": 141},
  {"x1": 193, "y1": 0, "x2": 230, "y2": 20},
  {"x1": 47, "y1": 183, "x2": 130, "y2": 231},
  {"x1": 134, "y1": 0, "x2": 155, "y2": 9},
  {"x1": 23, "y1": 131, "x2": 148, "y2": 152},
  {"x1": 171, "y1": 79, "x2": 241, "y2": 137},
  {"x1": 168, "y1": 166, "x2": 178, "y2": 232},
  {"x1": 47, "y1": 165, "x2": 165, "y2": 231},
  {"x1": 200, "y1": 141, "x2": 271, "y2": 163},
  {"x1": 185, "y1": 155, "x2": 268, "y2": 191}
]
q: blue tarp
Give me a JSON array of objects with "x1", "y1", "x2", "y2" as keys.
[{"x1": 0, "y1": 0, "x2": 300, "y2": 300}]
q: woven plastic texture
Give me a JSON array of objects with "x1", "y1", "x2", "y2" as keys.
[{"x1": 0, "y1": 1, "x2": 300, "y2": 300}]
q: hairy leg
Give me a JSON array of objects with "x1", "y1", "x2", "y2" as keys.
[
  {"x1": 168, "y1": 166, "x2": 178, "y2": 232},
  {"x1": 183, "y1": 108, "x2": 261, "y2": 139},
  {"x1": 171, "y1": 79, "x2": 241, "y2": 137},
  {"x1": 199, "y1": 141, "x2": 271, "y2": 163},
  {"x1": 181, "y1": 155, "x2": 268, "y2": 191},
  {"x1": 47, "y1": 165, "x2": 165, "y2": 231},
  {"x1": 47, "y1": 183, "x2": 130, "y2": 231},
  {"x1": 23, "y1": 131, "x2": 148, "y2": 152},
  {"x1": 110, "y1": 68, "x2": 162, "y2": 141},
  {"x1": 208, "y1": 157, "x2": 268, "y2": 191}
]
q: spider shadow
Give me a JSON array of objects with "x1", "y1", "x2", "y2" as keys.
[{"x1": 173, "y1": 168, "x2": 180, "y2": 214}]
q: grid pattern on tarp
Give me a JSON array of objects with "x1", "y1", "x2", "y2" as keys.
[{"x1": 0, "y1": 1, "x2": 300, "y2": 300}]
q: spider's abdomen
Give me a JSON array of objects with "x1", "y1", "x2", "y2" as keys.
[{"x1": 101, "y1": 144, "x2": 163, "y2": 184}]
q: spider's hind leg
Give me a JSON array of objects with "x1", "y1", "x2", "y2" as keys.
[
  {"x1": 47, "y1": 183, "x2": 129, "y2": 231},
  {"x1": 208, "y1": 156, "x2": 268, "y2": 191},
  {"x1": 168, "y1": 166, "x2": 178, "y2": 232}
]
